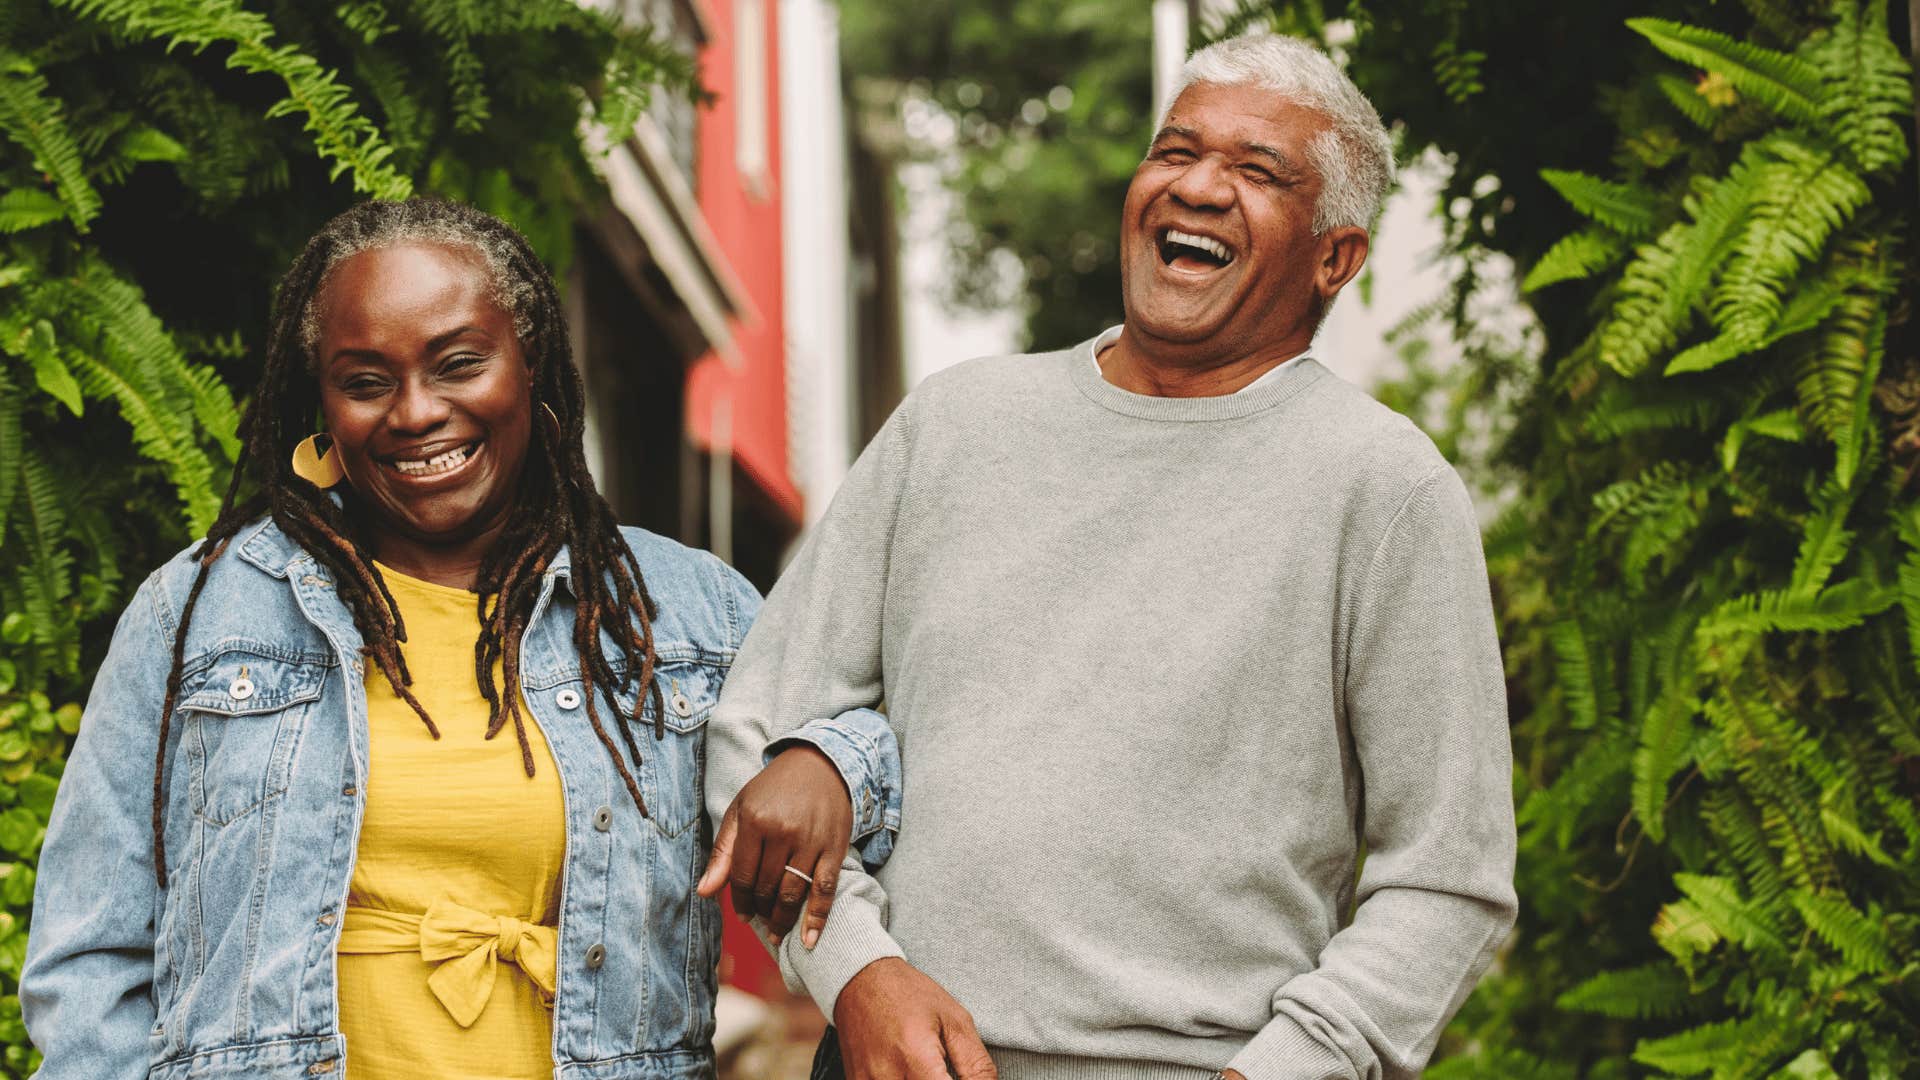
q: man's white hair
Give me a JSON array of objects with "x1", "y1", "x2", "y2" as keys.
[{"x1": 1162, "y1": 33, "x2": 1394, "y2": 234}]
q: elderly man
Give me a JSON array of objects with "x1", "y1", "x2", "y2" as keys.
[{"x1": 702, "y1": 33, "x2": 1517, "y2": 1080}]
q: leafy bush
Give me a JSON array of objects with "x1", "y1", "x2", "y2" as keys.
[{"x1": 0, "y1": 2, "x2": 686, "y2": 1072}]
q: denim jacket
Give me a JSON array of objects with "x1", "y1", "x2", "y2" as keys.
[{"x1": 22, "y1": 517, "x2": 900, "y2": 1080}]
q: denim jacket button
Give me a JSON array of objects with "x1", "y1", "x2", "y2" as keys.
[
  {"x1": 593, "y1": 806, "x2": 613, "y2": 832},
  {"x1": 584, "y1": 943, "x2": 606, "y2": 969},
  {"x1": 556, "y1": 688, "x2": 582, "y2": 710},
  {"x1": 670, "y1": 691, "x2": 692, "y2": 717},
  {"x1": 228, "y1": 675, "x2": 255, "y2": 701}
]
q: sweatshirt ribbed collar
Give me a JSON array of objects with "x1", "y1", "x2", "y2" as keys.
[{"x1": 1068, "y1": 326, "x2": 1328, "y2": 422}]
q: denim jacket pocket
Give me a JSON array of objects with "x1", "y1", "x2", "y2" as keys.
[
  {"x1": 176, "y1": 645, "x2": 328, "y2": 825},
  {"x1": 625, "y1": 659, "x2": 718, "y2": 839}
]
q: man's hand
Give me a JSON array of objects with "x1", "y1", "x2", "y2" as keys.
[
  {"x1": 696, "y1": 745, "x2": 853, "y2": 947},
  {"x1": 835, "y1": 958, "x2": 997, "y2": 1080}
]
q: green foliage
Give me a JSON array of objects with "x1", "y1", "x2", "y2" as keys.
[
  {"x1": 0, "y1": 2, "x2": 690, "y2": 1074},
  {"x1": 1432, "y1": 1, "x2": 1919, "y2": 1075}
]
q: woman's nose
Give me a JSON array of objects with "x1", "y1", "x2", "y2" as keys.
[{"x1": 388, "y1": 379, "x2": 451, "y2": 433}]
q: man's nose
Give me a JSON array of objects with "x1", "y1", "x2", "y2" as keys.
[
  {"x1": 1167, "y1": 155, "x2": 1234, "y2": 210},
  {"x1": 389, "y1": 378, "x2": 451, "y2": 433}
]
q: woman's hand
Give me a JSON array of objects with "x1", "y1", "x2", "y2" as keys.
[{"x1": 696, "y1": 745, "x2": 853, "y2": 948}]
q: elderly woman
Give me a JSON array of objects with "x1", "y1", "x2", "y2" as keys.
[{"x1": 21, "y1": 198, "x2": 895, "y2": 1080}]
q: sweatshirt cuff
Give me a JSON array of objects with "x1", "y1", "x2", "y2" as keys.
[
  {"x1": 1226, "y1": 1011, "x2": 1357, "y2": 1080},
  {"x1": 774, "y1": 899, "x2": 905, "y2": 1021}
]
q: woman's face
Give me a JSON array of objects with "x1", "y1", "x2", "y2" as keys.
[{"x1": 312, "y1": 242, "x2": 534, "y2": 566}]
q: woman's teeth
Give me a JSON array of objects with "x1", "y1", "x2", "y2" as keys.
[{"x1": 392, "y1": 444, "x2": 475, "y2": 477}]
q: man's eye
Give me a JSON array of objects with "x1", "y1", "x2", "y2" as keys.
[{"x1": 1240, "y1": 165, "x2": 1275, "y2": 184}]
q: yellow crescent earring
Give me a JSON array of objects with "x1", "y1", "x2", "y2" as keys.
[{"x1": 291, "y1": 433, "x2": 346, "y2": 488}]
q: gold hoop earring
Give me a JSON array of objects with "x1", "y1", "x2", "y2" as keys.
[
  {"x1": 291, "y1": 433, "x2": 346, "y2": 488},
  {"x1": 540, "y1": 402, "x2": 561, "y2": 441}
]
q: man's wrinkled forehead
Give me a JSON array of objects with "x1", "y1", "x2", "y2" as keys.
[{"x1": 1152, "y1": 85, "x2": 1325, "y2": 176}]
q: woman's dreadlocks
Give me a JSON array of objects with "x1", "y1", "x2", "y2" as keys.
[{"x1": 150, "y1": 198, "x2": 669, "y2": 885}]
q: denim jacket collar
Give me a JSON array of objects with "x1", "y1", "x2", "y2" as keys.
[{"x1": 234, "y1": 514, "x2": 582, "y2": 596}]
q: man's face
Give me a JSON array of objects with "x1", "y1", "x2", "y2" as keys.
[{"x1": 1118, "y1": 82, "x2": 1362, "y2": 358}]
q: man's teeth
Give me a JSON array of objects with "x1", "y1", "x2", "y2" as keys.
[
  {"x1": 1165, "y1": 229, "x2": 1232, "y2": 264},
  {"x1": 392, "y1": 445, "x2": 474, "y2": 476}
]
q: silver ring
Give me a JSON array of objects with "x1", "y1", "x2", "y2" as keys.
[{"x1": 782, "y1": 864, "x2": 814, "y2": 884}]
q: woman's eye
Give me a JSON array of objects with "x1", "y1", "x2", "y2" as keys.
[{"x1": 442, "y1": 354, "x2": 486, "y2": 376}]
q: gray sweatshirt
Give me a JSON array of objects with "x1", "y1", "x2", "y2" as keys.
[{"x1": 704, "y1": 335, "x2": 1518, "y2": 1080}]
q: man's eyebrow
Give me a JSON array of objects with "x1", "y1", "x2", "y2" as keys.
[
  {"x1": 1241, "y1": 141, "x2": 1306, "y2": 173},
  {"x1": 1150, "y1": 124, "x2": 1199, "y2": 145}
]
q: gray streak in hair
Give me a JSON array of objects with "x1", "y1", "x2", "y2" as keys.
[{"x1": 298, "y1": 201, "x2": 538, "y2": 365}]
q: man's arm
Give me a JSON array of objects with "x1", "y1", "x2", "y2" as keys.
[{"x1": 1227, "y1": 465, "x2": 1518, "y2": 1080}]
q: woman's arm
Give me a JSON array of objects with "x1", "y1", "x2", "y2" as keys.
[
  {"x1": 698, "y1": 557, "x2": 903, "y2": 946},
  {"x1": 22, "y1": 568, "x2": 176, "y2": 1080}
]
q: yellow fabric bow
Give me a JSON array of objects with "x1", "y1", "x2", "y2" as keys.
[{"x1": 338, "y1": 898, "x2": 558, "y2": 1028}]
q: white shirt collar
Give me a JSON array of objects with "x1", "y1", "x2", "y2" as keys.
[{"x1": 1090, "y1": 325, "x2": 1309, "y2": 395}]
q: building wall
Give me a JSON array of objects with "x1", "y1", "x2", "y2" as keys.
[{"x1": 688, "y1": 0, "x2": 802, "y2": 570}]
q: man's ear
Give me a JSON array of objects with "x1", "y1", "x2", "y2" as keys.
[{"x1": 1315, "y1": 225, "x2": 1370, "y2": 305}]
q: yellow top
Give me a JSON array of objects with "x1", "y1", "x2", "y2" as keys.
[{"x1": 337, "y1": 564, "x2": 566, "y2": 1080}]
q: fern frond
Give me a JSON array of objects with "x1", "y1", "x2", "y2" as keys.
[
  {"x1": 1632, "y1": 684, "x2": 1699, "y2": 841},
  {"x1": 1802, "y1": 0, "x2": 1911, "y2": 175},
  {"x1": 1583, "y1": 381, "x2": 1725, "y2": 439},
  {"x1": 0, "y1": 50, "x2": 101, "y2": 230},
  {"x1": 1899, "y1": 506, "x2": 1920, "y2": 680},
  {"x1": 1548, "y1": 619, "x2": 1600, "y2": 729},
  {"x1": 1789, "y1": 477, "x2": 1861, "y2": 595},
  {"x1": 1518, "y1": 724, "x2": 1632, "y2": 848},
  {"x1": 1657, "y1": 71, "x2": 1724, "y2": 129},
  {"x1": 1653, "y1": 896, "x2": 1723, "y2": 973},
  {"x1": 1673, "y1": 872, "x2": 1786, "y2": 954},
  {"x1": 1702, "y1": 786, "x2": 1790, "y2": 908},
  {"x1": 1798, "y1": 264, "x2": 1889, "y2": 488},
  {"x1": 1697, "y1": 579, "x2": 1896, "y2": 640},
  {"x1": 1540, "y1": 169, "x2": 1661, "y2": 236},
  {"x1": 50, "y1": 0, "x2": 411, "y2": 199},
  {"x1": 1707, "y1": 134, "x2": 1870, "y2": 359},
  {"x1": 1627, "y1": 17, "x2": 1822, "y2": 123},
  {"x1": 0, "y1": 362, "x2": 19, "y2": 538},
  {"x1": 1816, "y1": 802, "x2": 1895, "y2": 868},
  {"x1": 12, "y1": 318, "x2": 81, "y2": 416},
  {"x1": 1633, "y1": 1015, "x2": 1770, "y2": 1075},
  {"x1": 1555, "y1": 961, "x2": 1701, "y2": 1019},
  {"x1": 1522, "y1": 228, "x2": 1628, "y2": 292},
  {"x1": 1598, "y1": 154, "x2": 1759, "y2": 376},
  {"x1": 0, "y1": 188, "x2": 66, "y2": 232},
  {"x1": 1790, "y1": 889, "x2": 1893, "y2": 970},
  {"x1": 1720, "y1": 408, "x2": 1806, "y2": 473},
  {"x1": 15, "y1": 445, "x2": 75, "y2": 649}
]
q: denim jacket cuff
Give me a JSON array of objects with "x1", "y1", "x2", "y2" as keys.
[{"x1": 766, "y1": 710, "x2": 897, "y2": 860}]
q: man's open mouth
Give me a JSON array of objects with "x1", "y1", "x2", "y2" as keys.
[
  {"x1": 386, "y1": 441, "x2": 481, "y2": 478},
  {"x1": 1159, "y1": 228, "x2": 1235, "y2": 271}
]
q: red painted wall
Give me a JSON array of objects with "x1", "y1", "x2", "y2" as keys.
[{"x1": 688, "y1": 0, "x2": 802, "y2": 523}]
